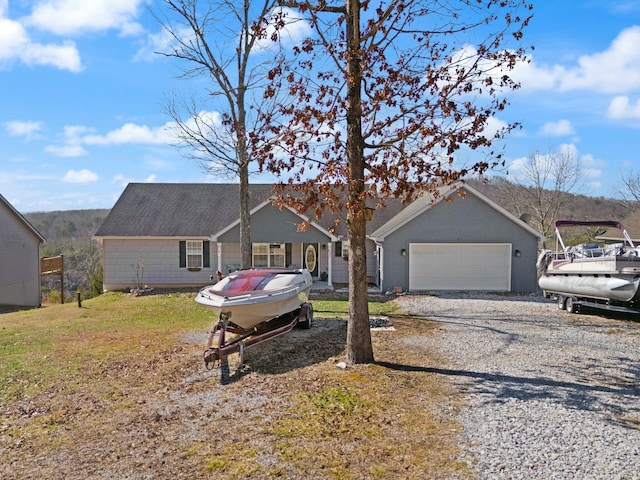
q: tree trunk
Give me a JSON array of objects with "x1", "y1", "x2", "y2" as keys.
[
  {"x1": 237, "y1": 75, "x2": 252, "y2": 270},
  {"x1": 239, "y1": 161, "x2": 251, "y2": 269},
  {"x1": 346, "y1": 203, "x2": 373, "y2": 364},
  {"x1": 345, "y1": 0, "x2": 373, "y2": 364}
]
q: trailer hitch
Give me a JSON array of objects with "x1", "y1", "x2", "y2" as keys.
[{"x1": 203, "y1": 348, "x2": 220, "y2": 369}]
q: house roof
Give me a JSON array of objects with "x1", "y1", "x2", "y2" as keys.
[
  {"x1": 95, "y1": 183, "x2": 276, "y2": 237},
  {"x1": 369, "y1": 183, "x2": 546, "y2": 241},
  {"x1": 94, "y1": 182, "x2": 543, "y2": 241},
  {"x1": 0, "y1": 193, "x2": 46, "y2": 243},
  {"x1": 95, "y1": 183, "x2": 418, "y2": 238},
  {"x1": 95, "y1": 183, "x2": 409, "y2": 238}
]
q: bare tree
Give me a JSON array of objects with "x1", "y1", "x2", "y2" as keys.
[
  {"x1": 259, "y1": 0, "x2": 533, "y2": 363},
  {"x1": 508, "y1": 146, "x2": 582, "y2": 243},
  {"x1": 616, "y1": 170, "x2": 640, "y2": 206},
  {"x1": 155, "y1": 0, "x2": 288, "y2": 268}
]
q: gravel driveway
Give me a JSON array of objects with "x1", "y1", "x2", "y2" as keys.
[{"x1": 395, "y1": 293, "x2": 640, "y2": 480}]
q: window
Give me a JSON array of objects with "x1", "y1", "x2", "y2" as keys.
[
  {"x1": 252, "y1": 243, "x2": 269, "y2": 267},
  {"x1": 336, "y1": 240, "x2": 349, "y2": 258},
  {"x1": 186, "y1": 241, "x2": 203, "y2": 268},
  {"x1": 270, "y1": 243, "x2": 285, "y2": 267},
  {"x1": 252, "y1": 243, "x2": 286, "y2": 267},
  {"x1": 179, "y1": 240, "x2": 210, "y2": 269}
]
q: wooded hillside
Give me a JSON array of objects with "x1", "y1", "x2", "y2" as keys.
[
  {"x1": 468, "y1": 179, "x2": 635, "y2": 224},
  {"x1": 24, "y1": 209, "x2": 110, "y2": 301},
  {"x1": 24, "y1": 209, "x2": 110, "y2": 243}
]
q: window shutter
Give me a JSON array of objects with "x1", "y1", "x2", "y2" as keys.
[
  {"x1": 203, "y1": 241, "x2": 210, "y2": 268},
  {"x1": 179, "y1": 241, "x2": 186, "y2": 268},
  {"x1": 285, "y1": 243, "x2": 292, "y2": 267},
  {"x1": 335, "y1": 241, "x2": 342, "y2": 257}
]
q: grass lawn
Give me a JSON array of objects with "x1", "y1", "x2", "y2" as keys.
[{"x1": 0, "y1": 291, "x2": 472, "y2": 479}]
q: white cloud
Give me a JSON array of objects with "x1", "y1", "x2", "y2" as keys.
[
  {"x1": 145, "y1": 158, "x2": 174, "y2": 171},
  {"x1": 510, "y1": 26, "x2": 640, "y2": 96},
  {"x1": 82, "y1": 122, "x2": 174, "y2": 145},
  {"x1": 63, "y1": 169, "x2": 98, "y2": 183},
  {"x1": 446, "y1": 45, "x2": 556, "y2": 98},
  {"x1": 181, "y1": 110, "x2": 222, "y2": 133},
  {"x1": 0, "y1": 170, "x2": 54, "y2": 184},
  {"x1": 45, "y1": 144, "x2": 87, "y2": 157},
  {"x1": 580, "y1": 153, "x2": 604, "y2": 180},
  {"x1": 22, "y1": 40, "x2": 82, "y2": 71},
  {"x1": 45, "y1": 125, "x2": 90, "y2": 156},
  {"x1": 255, "y1": 7, "x2": 312, "y2": 52},
  {"x1": 4, "y1": 120, "x2": 43, "y2": 138},
  {"x1": 510, "y1": 56, "x2": 565, "y2": 91},
  {"x1": 0, "y1": 17, "x2": 28, "y2": 58},
  {"x1": 26, "y1": 0, "x2": 145, "y2": 37},
  {"x1": 134, "y1": 28, "x2": 174, "y2": 62},
  {"x1": 507, "y1": 155, "x2": 528, "y2": 179},
  {"x1": 559, "y1": 26, "x2": 640, "y2": 93},
  {"x1": 538, "y1": 119, "x2": 575, "y2": 137},
  {"x1": 483, "y1": 116, "x2": 510, "y2": 139},
  {"x1": 607, "y1": 95, "x2": 640, "y2": 119},
  {"x1": 141, "y1": 6, "x2": 311, "y2": 62},
  {"x1": 0, "y1": 16, "x2": 82, "y2": 71},
  {"x1": 44, "y1": 113, "x2": 221, "y2": 157},
  {"x1": 112, "y1": 173, "x2": 156, "y2": 187},
  {"x1": 508, "y1": 144, "x2": 602, "y2": 185}
]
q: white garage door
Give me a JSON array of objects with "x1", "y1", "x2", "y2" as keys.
[{"x1": 409, "y1": 243, "x2": 512, "y2": 291}]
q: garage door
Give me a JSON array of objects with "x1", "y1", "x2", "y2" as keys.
[{"x1": 409, "y1": 243, "x2": 512, "y2": 291}]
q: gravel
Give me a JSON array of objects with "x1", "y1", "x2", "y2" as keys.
[{"x1": 395, "y1": 293, "x2": 640, "y2": 480}]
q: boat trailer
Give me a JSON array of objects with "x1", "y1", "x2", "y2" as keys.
[{"x1": 203, "y1": 302, "x2": 313, "y2": 369}]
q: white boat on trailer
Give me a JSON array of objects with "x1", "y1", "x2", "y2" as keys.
[
  {"x1": 195, "y1": 268, "x2": 314, "y2": 368},
  {"x1": 196, "y1": 267, "x2": 313, "y2": 330},
  {"x1": 537, "y1": 220, "x2": 640, "y2": 314}
]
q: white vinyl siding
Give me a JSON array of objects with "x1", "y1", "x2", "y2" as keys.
[
  {"x1": 409, "y1": 243, "x2": 511, "y2": 291},
  {"x1": 102, "y1": 239, "x2": 212, "y2": 291}
]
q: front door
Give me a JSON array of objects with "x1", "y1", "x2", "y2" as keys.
[{"x1": 303, "y1": 243, "x2": 319, "y2": 277}]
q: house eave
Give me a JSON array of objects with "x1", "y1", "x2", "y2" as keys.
[
  {"x1": 211, "y1": 197, "x2": 339, "y2": 242},
  {"x1": 368, "y1": 182, "x2": 546, "y2": 243},
  {"x1": 94, "y1": 235, "x2": 212, "y2": 241}
]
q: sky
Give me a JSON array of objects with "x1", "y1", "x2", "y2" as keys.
[{"x1": 2, "y1": 1, "x2": 640, "y2": 213}]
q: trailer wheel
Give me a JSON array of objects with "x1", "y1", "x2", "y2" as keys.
[
  {"x1": 557, "y1": 295, "x2": 566, "y2": 310},
  {"x1": 565, "y1": 297, "x2": 577, "y2": 314},
  {"x1": 299, "y1": 303, "x2": 314, "y2": 329}
]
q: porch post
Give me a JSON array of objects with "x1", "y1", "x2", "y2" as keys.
[
  {"x1": 377, "y1": 244, "x2": 383, "y2": 293},
  {"x1": 327, "y1": 242, "x2": 333, "y2": 288},
  {"x1": 215, "y1": 240, "x2": 222, "y2": 275}
]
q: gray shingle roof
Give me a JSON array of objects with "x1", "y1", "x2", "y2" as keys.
[
  {"x1": 95, "y1": 184, "x2": 275, "y2": 237},
  {"x1": 95, "y1": 183, "x2": 409, "y2": 238}
]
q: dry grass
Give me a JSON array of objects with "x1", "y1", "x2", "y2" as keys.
[{"x1": 0, "y1": 292, "x2": 474, "y2": 479}]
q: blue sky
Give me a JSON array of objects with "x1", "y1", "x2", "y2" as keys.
[{"x1": 2, "y1": 1, "x2": 640, "y2": 212}]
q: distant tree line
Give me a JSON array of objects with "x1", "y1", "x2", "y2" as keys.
[{"x1": 24, "y1": 209, "x2": 109, "y2": 302}]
